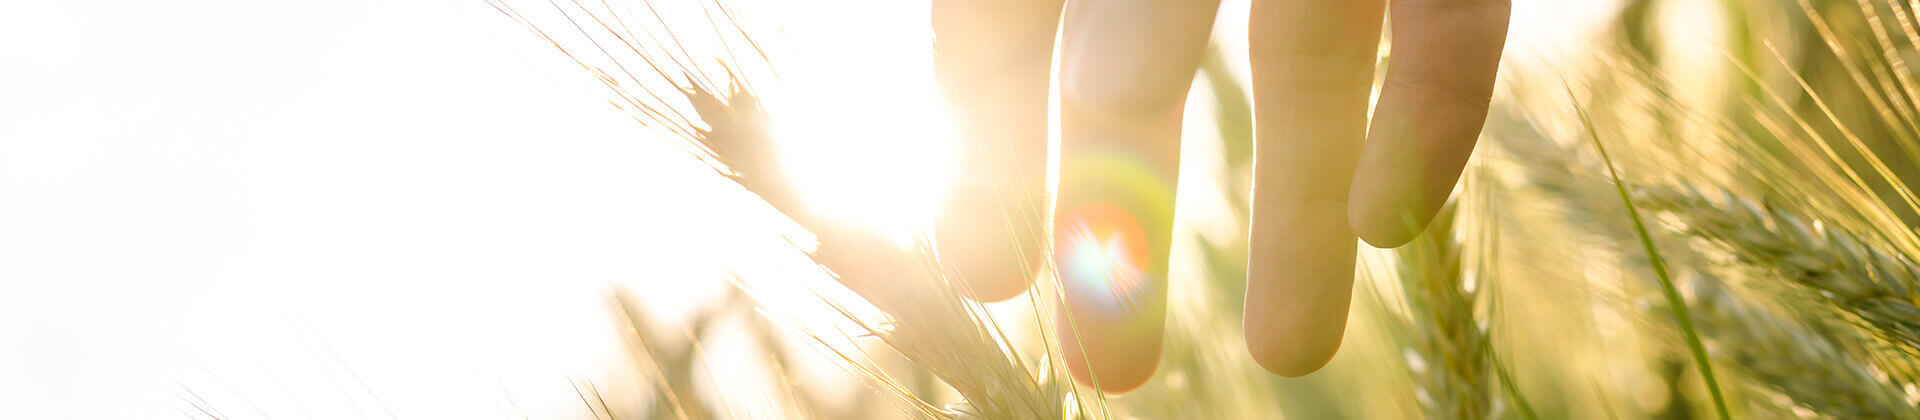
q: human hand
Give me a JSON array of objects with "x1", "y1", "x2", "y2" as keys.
[{"x1": 932, "y1": 0, "x2": 1510, "y2": 392}]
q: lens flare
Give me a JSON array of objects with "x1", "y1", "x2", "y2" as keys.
[{"x1": 1058, "y1": 202, "x2": 1156, "y2": 316}]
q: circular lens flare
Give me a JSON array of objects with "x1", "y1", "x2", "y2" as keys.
[{"x1": 1058, "y1": 202, "x2": 1155, "y2": 316}]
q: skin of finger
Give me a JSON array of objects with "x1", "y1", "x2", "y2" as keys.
[
  {"x1": 1054, "y1": 0, "x2": 1218, "y2": 393},
  {"x1": 1243, "y1": 0, "x2": 1385, "y2": 377},
  {"x1": 1347, "y1": 0, "x2": 1510, "y2": 248},
  {"x1": 931, "y1": 0, "x2": 1065, "y2": 301}
]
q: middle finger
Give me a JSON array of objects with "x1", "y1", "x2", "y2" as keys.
[{"x1": 1054, "y1": 0, "x2": 1220, "y2": 393}]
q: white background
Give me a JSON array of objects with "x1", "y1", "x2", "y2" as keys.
[{"x1": 0, "y1": 1, "x2": 769, "y2": 417}]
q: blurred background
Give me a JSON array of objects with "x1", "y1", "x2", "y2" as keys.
[{"x1": 6, "y1": 0, "x2": 1904, "y2": 418}]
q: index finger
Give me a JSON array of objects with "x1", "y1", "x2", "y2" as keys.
[{"x1": 1347, "y1": 0, "x2": 1510, "y2": 247}]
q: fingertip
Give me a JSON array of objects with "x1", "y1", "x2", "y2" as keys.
[
  {"x1": 1241, "y1": 251, "x2": 1353, "y2": 378},
  {"x1": 1054, "y1": 285, "x2": 1167, "y2": 394},
  {"x1": 1351, "y1": 221, "x2": 1420, "y2": 250},
  {"x1": 1246, "y1": 334, "x2": 1340, "y2": 378},
  {"x1": 947, "y1": 249, "x2": 1037, "y2": 302},
  {"x1": 934, "y1": 191, "x2": 1044, "y2": 302},
  {"x1": 1359, "y1": 232, "x2": 1415, "y2": 249},
  {"x1": 1346, "y1": 189, "x2": 1432, "y2": 249},
  {"x1": 1243, "y1": 310, "x2": 1346, "y2": 378},
  {"x1": 949, "y1": 258, "x2": 1036, "y2": 302},
  {"x1": 1062, "y1": 336, "x2": 1160, "y2": 393}
]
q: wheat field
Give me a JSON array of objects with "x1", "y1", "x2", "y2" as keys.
[{"x1": 146, "y1": 0, "x2": 1920, "y2": 418}]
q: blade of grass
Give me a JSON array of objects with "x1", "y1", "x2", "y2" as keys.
[
  {"x1": 1488, "y1": 338, "x2": 1536, "y2": 420},
  {"x1": 1568, "y1": 85, "x2": 1731, "y2": 420}
]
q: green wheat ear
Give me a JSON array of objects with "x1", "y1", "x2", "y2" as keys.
[
  {"x1": 1671, "y1": 273, "x2": 1916, "y2": 418},
  {"x1": 1636, "y1": 185, "x2": 1920, "y2": 352},
  {"x1": 1393, "y1": 201, "x2": 1495, "y2": 420}
]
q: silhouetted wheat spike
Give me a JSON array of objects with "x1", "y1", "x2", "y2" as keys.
[
  {"x1": 490, "y1": 0, "x2": 1073, "y2": 415},
  {"x1": 684, "y1": 80, "x2": 1065, "y2": 419}
]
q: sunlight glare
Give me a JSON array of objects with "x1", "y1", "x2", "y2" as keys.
[
  {"x1": 1058, "y1": 202, "x2": 1153, "y2": 315},
  {"x1": 761, "y1": 3, "x2": 956, "y2": 245}
]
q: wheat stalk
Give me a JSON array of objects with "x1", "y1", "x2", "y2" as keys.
[{"x1": 1395, "y1": 203, "x2": 1495, "y2": 419}]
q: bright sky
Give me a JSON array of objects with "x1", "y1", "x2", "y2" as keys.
[
  {"x1": 0, "y1": 1, "x2": 784, "y2": 417},
  {"x1": 0, "y1": 0, "x2": 1622, "y2": 418}
]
